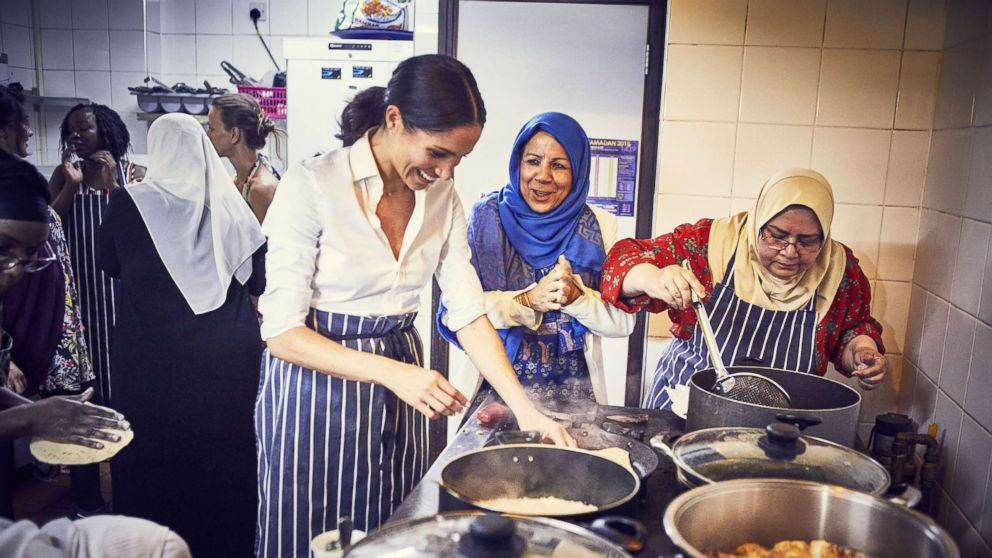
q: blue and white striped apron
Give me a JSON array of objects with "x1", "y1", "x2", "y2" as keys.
[
  {"x1": 64, "y1": 161, "x2": 129, "y2": 405},
  {"x1": 643, "y1": 256, "x2": 818, "y2": 410},
  {"x1": 255, "y1": 310, "x2": 430, "y2": 558}
]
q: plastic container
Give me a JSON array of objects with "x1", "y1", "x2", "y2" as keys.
[
  {"x1": 237, "y1": 85, "x2": 287, "y2": 119},
  {"x1": 180, "y1": 94, "x2": 212, "y2": 115}
]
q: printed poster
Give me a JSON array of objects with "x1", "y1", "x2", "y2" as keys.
[{"x1": 586, "y1": 138, "x2": 638, "y2": 217}]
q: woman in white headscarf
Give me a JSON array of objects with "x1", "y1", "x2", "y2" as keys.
[
  {"x1": 97, "y1": 113, "x2": 266, "y2": 557},
  {"x1": 601, "y1": 169, "x2": 888, "y2": 411}
]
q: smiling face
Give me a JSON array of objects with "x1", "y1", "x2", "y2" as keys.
[
  {"x1": 518, "y1": 131, "x2": 573, "y2": 213},
  {"x1": 380, "y1": 106, "x2": 482, "y2": 192},
  {"x1": 0, "y1": 118, "x2": 32, "y2": 158},
  {"x1": 0, "y1": 219, "x2": 49, "y2": 296},
  {"x1": 756, "y1": 206, "x2": 824, "y2": 281},
  {"x1": 65, "y1": 108, "x2": 104, "y2": 158}
]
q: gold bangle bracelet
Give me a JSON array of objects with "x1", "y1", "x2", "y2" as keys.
[{"x1": 514, "y1": 292, "x2": 531, "y2": 308}]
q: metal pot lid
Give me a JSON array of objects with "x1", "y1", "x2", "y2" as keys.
[
  {"x1": 668, "y1": 423, "x2": 890, "y2": 494},
  {"x1": 344, "y1": 512, "x2": 631, "y2": 558}
]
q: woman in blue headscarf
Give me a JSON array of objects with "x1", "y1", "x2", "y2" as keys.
[{"x1": 440, "y1": 112, "x2": 634, "y2": 409}]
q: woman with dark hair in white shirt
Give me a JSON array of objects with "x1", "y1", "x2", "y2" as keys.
[{"x1": 255, "y1": 54, "x2": 574, "y2": 558}]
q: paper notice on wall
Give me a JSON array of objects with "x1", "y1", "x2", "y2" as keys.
[{"x1": 586, "y1": 138, "x2": 638, "y2": 217}]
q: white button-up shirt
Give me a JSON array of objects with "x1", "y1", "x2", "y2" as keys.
[{"x1": 258, "y1": 133, "x2": 485, "y2": 340}]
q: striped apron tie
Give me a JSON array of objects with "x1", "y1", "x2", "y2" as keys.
[
  {"x1": 254, "y1": 310, "x2": 430, "y2": 558},
  {"x1": 643, "y1": 256, "x2": 819, "y2": 410}
]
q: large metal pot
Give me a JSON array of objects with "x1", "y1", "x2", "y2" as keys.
[
  {"x1": 439, "y1": 444, "x2": 640, "y2": 517},
  {"x1": 344, "y1": 512, "x2": 634, "y2": 557},
  {"x1": 687, "y1": 366, "x2": 861, "y2": 447},
  {"x1": 651, "y1": 423, "x2": 892, "y2": 495},
  {"x1": 664, "y1": 479, "x2": 958, "y2": 558}
]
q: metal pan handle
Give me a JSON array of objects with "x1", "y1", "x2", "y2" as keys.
[{"x1": 585, "y1": 516, "x2": 648, "y2": 553}]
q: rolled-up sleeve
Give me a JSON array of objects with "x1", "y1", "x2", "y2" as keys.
[
  {"x1": 257, "y1": 163, "x2": 322, "y2": 340},
  {"x1": 435, "y1": 194, "x2": 486, "y2": 332}
]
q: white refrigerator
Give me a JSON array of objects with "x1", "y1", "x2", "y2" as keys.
[{"x1": 284, "y1": 37, "x2": 415, "y2": 164}]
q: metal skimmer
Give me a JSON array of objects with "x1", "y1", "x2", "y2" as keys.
[{"x1": 682, "y1": 261, "x2": 792, "y2": 408}]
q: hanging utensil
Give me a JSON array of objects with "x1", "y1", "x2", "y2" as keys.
[
  {"x1": 220, "y1": 60, "x2": 256, "y2": 86},
  {"x1": 681, "y1": 260, "x2": 792, "y2": 407}
]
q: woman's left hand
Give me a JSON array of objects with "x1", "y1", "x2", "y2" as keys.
[
  {"x1": 847, "y1": 336, "x2": 888, "y2": 390},
  {"x1": 88, "y1": 150, "x2": 120, "y2": 191},
  {"x1": 515, "y1": 407, "x2": 577, "y2": 447}
]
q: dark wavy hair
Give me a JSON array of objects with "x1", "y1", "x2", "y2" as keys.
[
  {"x1": 0, "y1": 83, "x2": 29, "y2": 146},
  {"x1": 336, "y1": 54, "x2": 486, "y2": 147},
  {"x1": 58, "y1": 102, "x2": 131, "y2": 161}
]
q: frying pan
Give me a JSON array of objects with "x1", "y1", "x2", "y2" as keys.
[{"x1": 439, "y1": 444, "x2": 640, "y2": 517}]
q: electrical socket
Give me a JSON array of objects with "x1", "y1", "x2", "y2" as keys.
[{"x1": 249, "y1": 2, "x2": 267, "y2": 22}]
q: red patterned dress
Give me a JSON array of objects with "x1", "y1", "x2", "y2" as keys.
[{"x1": 600, "y1": 219, "x2": 884, "y2": 409}]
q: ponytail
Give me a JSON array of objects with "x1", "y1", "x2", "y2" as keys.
[{"x1": 336, "y1": 86, "x2": 386, "y2": 147}]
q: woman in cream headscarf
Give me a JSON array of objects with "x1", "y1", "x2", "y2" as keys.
[
  {"x1": 600, "y1": 169, "x2": 887, "y2": 410},
  {"x1": 97, "y1": 113, "x2": 266, "y2": 556}
]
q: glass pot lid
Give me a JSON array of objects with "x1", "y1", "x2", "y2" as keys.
[
  {"x1": 670, "y1": 423, "x2": 891, "y2": 494},
  {"x1": 344, "y1": 512, "x2": 631, "y2": 558}
]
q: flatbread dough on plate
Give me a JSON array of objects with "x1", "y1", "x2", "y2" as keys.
[{"x1": 30, "y1": 404, "x2": 133, "y2": 465}]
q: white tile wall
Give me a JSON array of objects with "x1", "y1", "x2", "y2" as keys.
[
  {"x1": 196, "y1": 0, "x2": 233, "y2": 35},
  {"x1": 732, "y1": 124, "x2": 813, "y2": 197},
  {"x1": 739, "y1": 47, "x2": 819, "y2": 125},
  {"x1": 951, "y1": 416, "x2": 992, "y2": 526},
  {"x1": 885, "y1": 130, "x2": 929, "y2": 206},
  {"x1": 2, "y1": 23, "x2": 35, "y2": 68},
  {"x1": 874, "y1": 280, "x2": 911, "y2": 354},
  {"x1": 74, "y1": 70, "x2": 113, "y2": 106},
  {"x1": 2, "y1": 0, "x2": 32, "y2": 26},
  {"x1": 668, "y1": 0, "x2": 746, "y2": 46},
  {"x1": 939, "y1": 307, "x2": 976, "y2": 402},
  {"x1": 72, "y1": 0, "x2": 110, "y2": 30},
  {"x1": 896, "y1": 51, "x2": 941, "y2": 130},
  {"x1": 663, "y1": 45, "x2": 742, "y2": 122},
  {"x1": 73, "y1": 29, "x2": 111, "y2": 71},
  {"x1": 901, "y1": 11, "x2": 992, "y2": 547},
  {"x1": 817, "y1": 49, "x2": 901, "y2": 128},
  {"x1": 109, "y1": 30, "x2": 145, "y2": 72},
  {"x1": 823, "y1": 0, "x2": 908, "y2": 50},
  {"x1": 195, "y1": 34, "x2": 232, "y2": 76},
  {"x1": 810, "y1": 127, "x2": 890, "y2": 205},
  {"x1": 904, "y1": 0, "x2": 947, "y2": 51},
  {"x1": 109, "y1": 0, "x2": 145, "y2": 31},
  {"x1": 950, "y1": 220, "x2": 991, "y2": 314},
  {"x1": 657, "y1": 121, "x2": 736, "y2": 196},
  {"x1": 744, "y1": 0, "x2": 825, "y2": 48},
  {"x1": 964, "y1": 127, "x2": 992, "y2": 223},
  {"x1": 963, "y1": 323, "x2": 992, "y2": 430},
  {"x1": 877, "y1": 206, "x2": 920, "y2": 282},
  {"x1": 39, "y1": 0, "x2": 73, "y2": 29},
  {"x1": 831, "y1": 203, "x2": 882, "y2": 278},
  {"x1": 41, "y1": 29, "x2": 75, "y2": 70},
  {"x1": 269, "y1": 0, "x2": 308, "y2": 36},
  {"x1": 932, "y1": 390, "x2": 964, "y2": 491}
]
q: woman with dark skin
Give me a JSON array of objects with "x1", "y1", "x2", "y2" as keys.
[
  {"x1": 47, "y1": 104, "x2": 144, "y2": 407},
  {"x1": 0, "y1": 154, "x2": 128, "y2": 518},
  {"x1": 0, "y1": 85, "x2": 108, "y2": 518}
]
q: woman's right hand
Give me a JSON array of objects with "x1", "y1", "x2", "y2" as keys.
[
  {"x1": 60, "y1": 149, "x2": 84, "y2": 190},
  {"x1": 526, "y1": 266, "x2": 571, "y2": 312},
  {"x1": 624, "y1": 263, "x2": 706, "y2": 310},
  {"x1": 25, "y1": 388, "x2": 129, "y2": 449},
  {"x1": 383, "y1": 364, "x2": 468, "y2": 420}
]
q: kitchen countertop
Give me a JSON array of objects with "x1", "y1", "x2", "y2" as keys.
[{"x1": 388, "y1": 390, "x2": 688, "y2": 557}]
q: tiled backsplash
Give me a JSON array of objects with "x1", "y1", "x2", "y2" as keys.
[
  {"x1": 899, "y1": 0, "x2": 992, "y2": 553},
  {"x1": 652, "y1": 0, "x2": 943, "y2": 449}
]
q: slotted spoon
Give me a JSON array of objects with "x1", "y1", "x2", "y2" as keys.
[{"x1": 681, "y1": 260, "x2": 792, "y2": 408}]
